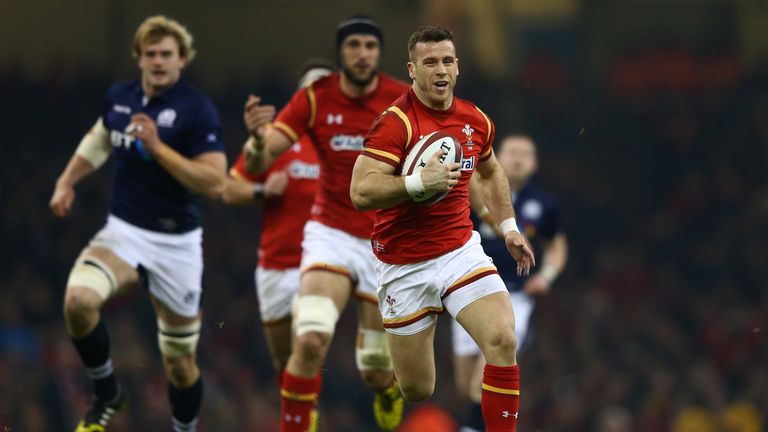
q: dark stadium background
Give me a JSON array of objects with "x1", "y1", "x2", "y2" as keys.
[{"x1": 1, "y1": 1, "x2": 766, "y2": 431}]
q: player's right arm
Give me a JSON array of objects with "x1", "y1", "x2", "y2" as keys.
[
  {"x1": 351, "y1": 151, "x2": 457, "y2": 210},
  {"x1": 351, "y1": 111, "x2": 459, "y2": 210},
  {"x1": 50, "y1": 118, "x2": 112, "y2": 217},
  {"x1": 242, "y1": 90, "x2": 305, "y2": 174}
]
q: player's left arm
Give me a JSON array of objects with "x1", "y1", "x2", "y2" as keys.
[
  {"x1": 127, "y1": 113, "x2": 226, "y2": 200},
  {"x1": 524, "y1": 233, "x2": 568, "y2": 295},
  {"x1": 474, "y1": 152, "x2": 535, "y2": 275}
]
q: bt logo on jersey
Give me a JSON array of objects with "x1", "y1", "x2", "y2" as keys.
[
  {"x1": 110, "y1": 130, "x2": 136, "y2": 149},
  {"x1": 330, "y1": 134, "x2": 364, "y2": 151},
  {"x1": 461, "y1": 155, "x2": 476, "y2": 171}
]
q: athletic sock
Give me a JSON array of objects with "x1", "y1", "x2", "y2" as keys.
[
  {"x1": 168, "y1": 377, "x2": 203, "y2": 432},
  {"x1": 72, "y1": 318, "x2": 118, "y2": 402},
  {"x1": 481, "y1": 364, "x2": 520, "y2": 432},
  {"x1": 280, "y1": 370, "x2": 321, "y2": 432}
]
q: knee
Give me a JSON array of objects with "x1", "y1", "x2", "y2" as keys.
[
  {"x1": 63, "y1": 289, "x2": 100, "y2": 321},
  {"x1": 294, "y1": 331, "x2": 329, "y2": 364},
  {"x1": 485, "y1": 328, "x2": 518, "y2": 359},
  {"x1": 163, "y1": 355, "x2": 198, "y2": 387},
  {"x1": 399, "y1": 381, "x2": 434, "y2": 403}
]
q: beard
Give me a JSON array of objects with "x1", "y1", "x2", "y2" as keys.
[{"x1": 342, "y1": 65, "x2": 378, "y2": 88}]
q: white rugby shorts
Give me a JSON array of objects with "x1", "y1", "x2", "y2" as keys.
[
  {"x1": 300, "y1": 221, "x2": 378, "y2": 304},
  {"x1": 255, "y1": 266, "x2": 300, "y2": 323},
  {"x1": 376, "y1": 231, "x2": 508, "y2": 336},
  {"x1": 452, "y1": 290, "x2": 535, "y2": 357},
  {"x1": 90, "y1": 215, "x2": 203, "y2": 317}
]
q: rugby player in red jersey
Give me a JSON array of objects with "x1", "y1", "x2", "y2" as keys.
[
  {"x1": 241, "y1": 15, "x2": 410, "y2": 432},
  {"x1": 224, "y1": 61, "x2": 332, "y2": 382},
  {"x1": 350, "y1": 26, "x2": 535, "y2": 432}
]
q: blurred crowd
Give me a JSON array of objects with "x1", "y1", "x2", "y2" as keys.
[{"x1": 1, "y1": 43, "x2": 766, "y2": 431}]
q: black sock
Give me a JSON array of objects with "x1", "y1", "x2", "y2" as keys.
[
  {"x1": 169, "y1": 376, "x2": 203, "y2": 431},
  {"x1": 465, "y1": 400, "x2": 484, "y2": 431},
  {"x1": 72, "y1": 318, "x2": 118, "y2": 401}
]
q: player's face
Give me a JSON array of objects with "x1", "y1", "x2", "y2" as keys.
[
  {"x1": 408, "y1": 40, "x2": 459, "y2": 110},
  {"x1": 497, "y1": 137, "x2": 537, "y2": 183},
  {"x1": 340, "y1": 34, "x2": 380, "y2": 87},
  {"x1": 138, "y1": 36, "x2": 186, "y2": 93}
]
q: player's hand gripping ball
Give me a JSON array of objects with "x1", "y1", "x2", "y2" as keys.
[{"x1": 401, "y1": 131, "x2": 462, "y2": 205}]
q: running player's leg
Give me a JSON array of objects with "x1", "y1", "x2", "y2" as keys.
[
  {"x1": 456, "y1": 292, "x2": 520, "y2": 432},
  {"x1": 256, "y1": 267, "x2": 301, "y2": 380},
  {"x1": 357, "y1": 300, "x2": 403, "y2": 430},
  {"x1": 65, "y1": 245, "x2": 138, "y2": 430},
  {"x1": 451, "y1": 318, "x2": 485, "y2": 432},
  {"x1": 281, "y1": 270, "x2": 350, "y2": 432},
  {"x1": 151, "y1": 296, "x2": 204, "y2": 432},
  {"x1": 386, "y1": 323, "x2": 437, "y2": 402}
]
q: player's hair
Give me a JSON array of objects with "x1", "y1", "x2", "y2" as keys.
[
  {"x1": 499, "y1": 134, "x2": 538, "y2": 152},
  {"x1": 407, "y1": 26, "x2": 455, "y2": 61},
  {"x1": 132, "y1": 15, "x2": 196, "y2": 63}
]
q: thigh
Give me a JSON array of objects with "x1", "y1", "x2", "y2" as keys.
[
  {"x1": 299, "y1": 270, "x2": 352, "y2": 312},
  {"x1": 455, "y1": 291, "x2": 516, "y2": 363},
  {"x1": 357, "y1": 299, "x2": 384, "y2": 331},
  {"x1": 387, "y1": 323, "x2": 436, "y2": 390},
  {"x1": 151, "y1": 295, "x2": 202, "y2": 326},
  {"x1": 256, "y1": 267, "x2": 300, "y2": 324},
  {"x1": 144, "y1": 232, "x2": 204, "y2": 318},
  {"x1": 375, "y1": 259, "x2": 443, "y2": 336}
]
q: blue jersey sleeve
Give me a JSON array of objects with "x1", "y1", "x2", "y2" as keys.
[{"x1": 187, "y1": 97, "x2": 224, "y2": 156}]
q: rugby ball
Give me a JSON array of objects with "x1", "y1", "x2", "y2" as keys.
[{"x1": 401, "y1": 131, "x2": 463, "y2": 205}]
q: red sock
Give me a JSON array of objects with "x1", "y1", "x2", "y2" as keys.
[
  {"x1": 281, "y1": 370, "x2": 321, "y2": 432},
  {"x1": 481, "y1": 364, "x2": 520, "y2": 432}
]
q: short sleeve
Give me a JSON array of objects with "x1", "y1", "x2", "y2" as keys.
[
  {"x1": 362, "y1": 110, "x2": 409, "y2": 168},
  {"x1": 187, "y1": 98, "x2": 225, "y2": 156},
  {"x1": 274, "y1": 87, "x2": 312, "y2": 143},
  {"x1": 229, "y1": 153, "x2": 267, "y2": 183},
  {"x1": 479, "y1": 113, "x2": 496, "y2": 162}
]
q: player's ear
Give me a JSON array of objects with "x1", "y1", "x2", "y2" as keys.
[
  {"x1": 407, "y1": 62, "x2": 415, "y2": 80},
  {"x1": 455, "y1": 57, "x2": 459, "y2": 76}
]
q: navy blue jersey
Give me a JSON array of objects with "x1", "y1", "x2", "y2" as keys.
[
  {"x1": 477, "y1": 181, "x2": 563, "y2": 292},
  {"x1": 101, "y1": 77, "x2": 224, "y2": 233}
]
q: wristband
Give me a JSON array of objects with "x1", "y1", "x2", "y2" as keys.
[
  {"x1": 245, "y1": 138, "x2": 264, "y2": 157},
  {"x1": 499, "y1": 217, "x2": 519, "y2": 235},
  {"x1": 404, "y1": 173, "x2": 425, "y2": 198},
  {"x1": 252, "y1": 183, "x2": 265, "y2": 199},
  {"x1": 539, "y1": 265, "x2": 558, "y2": 284}
]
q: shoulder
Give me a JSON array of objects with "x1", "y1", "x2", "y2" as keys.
[
  {"x1": 526, "y1": 182, "x2": 559, "y2": 210},
  {"x1": 456, "y1": 96, "x2": 492, "y2": 125},
  {"x1": 105, "y1": 80, "x2": 137, "y2": 99},
  {"x1": 181, "y1": 83, "x2": 220, "y2": 118},
  {"x1": 308, "y1": 72, "x2": 338, "y2": 95}
]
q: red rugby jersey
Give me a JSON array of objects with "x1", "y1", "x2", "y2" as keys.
[
  {"x1": 362, "y1": 89, "x2": 496, "y2": 264},
  {"x1": 230, "y1": 135, "x2": 318, "y2": 269},
  {"x1": 274, "y1": 72, "x2": 409, "y2": 238}
]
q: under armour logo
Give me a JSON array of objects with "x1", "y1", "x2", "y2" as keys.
[
  {"x1": 501, "y1": 411, "x2": 518, "y2": 419},
  {"x1": 285, "y1": 414, "x2": 302, "y2": 423},
  {"x1": 327, "y1": 113, "x2": 343, "y2": 125}
]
